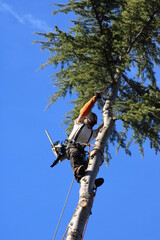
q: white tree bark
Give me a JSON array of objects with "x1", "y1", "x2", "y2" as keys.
[{"x1": 66, "y1": 70, "x2": 121, "y2": 240}]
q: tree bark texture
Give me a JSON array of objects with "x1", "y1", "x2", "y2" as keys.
[{"x1": 66, "y1": 71, "x2": 121, "y2": 240}]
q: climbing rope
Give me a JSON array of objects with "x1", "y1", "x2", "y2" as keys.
[
  {"x1": 87, "y1": 143, "x2": 91, "y2": 154},
  {"x1": 53, "y1": 177, "x2": 75, "y2": 240},
  {"x1": 62, "y1": 226, "x2": 68, "y2": 240}
]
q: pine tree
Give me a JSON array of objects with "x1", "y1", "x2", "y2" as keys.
[{"x1": 35, "y1": 0, "x2": 160, "y2": 239}]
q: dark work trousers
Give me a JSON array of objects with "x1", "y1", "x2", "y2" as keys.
[{"x1": 66, "y1": 143, "x2": 87, "y2": 178}]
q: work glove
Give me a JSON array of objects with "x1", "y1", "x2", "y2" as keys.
[{"x1": 96, "y1": 91, "x2": 102, "y2": 99}]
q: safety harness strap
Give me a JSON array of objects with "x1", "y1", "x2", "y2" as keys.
[
  {"x1": 74, "y1": 124, "x2": 86, "y2": 142},
  {"x1": 73, "y1": 124, "x2": 93, "y2": 146}
]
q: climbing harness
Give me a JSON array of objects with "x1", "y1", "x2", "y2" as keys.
[{"x1": 53, "y1": 177, "x2": 75, "y2": 240}]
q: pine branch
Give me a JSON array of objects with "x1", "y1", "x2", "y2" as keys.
[
  {"x1": 122, "y1": 73, "x2": 149, "y2": 96},
  {"x1": 127, "y1": 6, "x2": 160, "y2": 54},
  {"x1": 54, "y1": 26, "x2": 105, "y2": 68}
]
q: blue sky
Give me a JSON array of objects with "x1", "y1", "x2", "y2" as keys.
[{"x1": 1, "y1": 1, "x2": 160, "y2": 240}]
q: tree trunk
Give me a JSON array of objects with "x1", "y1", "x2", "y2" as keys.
[{"x1": 66, "y1": 71, "x2": 121, "y2": 240}]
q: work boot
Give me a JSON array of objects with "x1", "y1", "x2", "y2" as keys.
[{"x1": 93, "y1": 178, "x2": 104, "y2": 190}]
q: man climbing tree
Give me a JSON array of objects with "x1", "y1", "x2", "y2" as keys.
[
  {"x1": 66, "y1": 93, "x2": 102, "y2": 182},
  {"x1": 35, "y1": 0, "x2": 160, "y2": 239}
]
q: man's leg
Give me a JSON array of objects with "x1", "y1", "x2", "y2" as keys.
[{"x1": 66, "y1": 147, "x2": 85, "y2": 181}]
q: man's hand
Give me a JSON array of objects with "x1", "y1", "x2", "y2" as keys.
[{"x1": 96, "y1": 92, "x2": 102, "y2": 99}]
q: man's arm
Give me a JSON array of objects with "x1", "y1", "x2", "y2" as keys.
[{"x1": 76, "y1": 96, "x2": 97, "y2": 123}]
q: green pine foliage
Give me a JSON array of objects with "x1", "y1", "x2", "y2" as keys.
[{"x1": 35, "y1": 0, "x2": 160, "y2": 157}]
